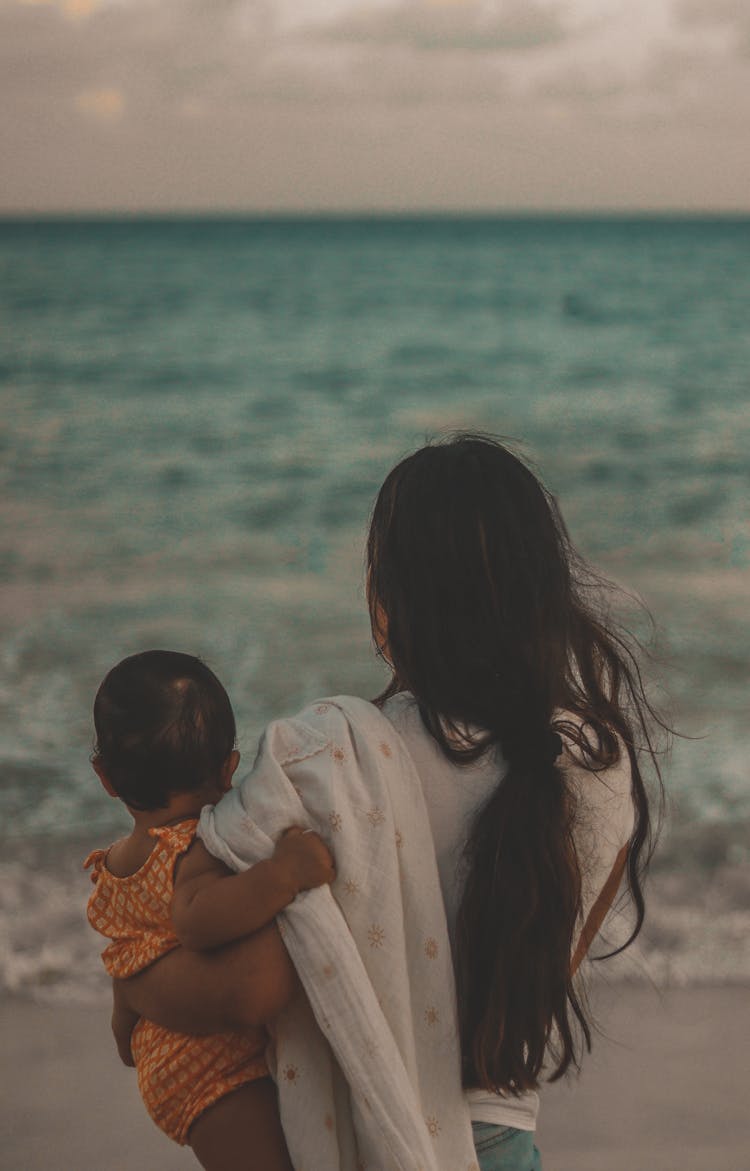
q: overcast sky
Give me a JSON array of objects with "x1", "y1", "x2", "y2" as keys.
[{"x1": 3, "y1": 0, "x2": 749, "y2": 212}]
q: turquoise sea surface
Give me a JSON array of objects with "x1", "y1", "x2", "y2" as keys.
[{"x1": 1, "y1": 216, "x2": 748, "y2": 997}]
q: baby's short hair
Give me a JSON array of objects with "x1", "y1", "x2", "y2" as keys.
[{"x1": 93, "y1": 650, "x2": 236, "y2": 811}]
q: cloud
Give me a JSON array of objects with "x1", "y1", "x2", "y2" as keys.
[
  {"x1": 74, "y1": 84, "x2": 124, "y2": 119},
  {"x1": 307, "y1": 0, "x2": 569, "y2": 53},
  {"x1": 677, "y1": 0, "x2": 750, "y2": 55},
  {"x1": 0, "y1": 0, "x2": 684, "y2": 118},
  {"x1": 17, "y1": 0, "x2": 100, "y2": 20},
  {"x1": 2, "y1": 0, "x2": 750, "y2": 210},
  {"x1": 678, "y1": 0, "x2": 745, "y2": 27},
  {"x1": 0, "y1": 0, "x2": 276, "y2": 110},
  {"x1": 2, "y1": 0, "x2": 745, "y2": 123}
]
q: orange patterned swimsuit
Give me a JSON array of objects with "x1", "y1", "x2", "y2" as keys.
[{"x1": 84, "y1": 819, "x2": 268, "y2": 1145}]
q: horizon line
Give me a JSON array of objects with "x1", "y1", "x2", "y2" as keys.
[{"x1": 2, "y1": 207, "x2": 750, "y2": 222}]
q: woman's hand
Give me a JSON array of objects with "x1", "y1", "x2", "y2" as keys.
[
  {"x1": 113, "y1": 922, "x2": 299, "y2": 1045},
  {"x1": 272, "y1": 826, "x2": 336, "y2": 895}
]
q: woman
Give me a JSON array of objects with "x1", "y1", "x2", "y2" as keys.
[{"x1": 116, "y1": 435, "x2": 663, "y2": 1170}]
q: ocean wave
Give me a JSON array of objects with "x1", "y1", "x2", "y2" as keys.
[
  {"x1": 2, "y1": 831, "x2": 749, "y2": 1007},
  {"x1": 0, "y1": 845, "x2": 109, "y2": 1005}
]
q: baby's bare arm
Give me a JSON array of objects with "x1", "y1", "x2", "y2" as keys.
[{"x1": 171, "y1": 828, "x2": 335, "y2": 951}]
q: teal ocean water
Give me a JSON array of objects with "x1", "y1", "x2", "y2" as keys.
[{"x1": 1, "y1": 216, "x2": 748, "y2": 997}]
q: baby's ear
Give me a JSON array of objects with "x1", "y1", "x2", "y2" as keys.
[
  {"x1": 220, "y1": 750, "x2": 241, "y2": 791},
  {"x1": 92, "y1": 756, "x2": 118, "y2": 799}
]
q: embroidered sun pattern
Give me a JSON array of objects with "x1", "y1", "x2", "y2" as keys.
[
  {"x1": 343, "y1": 878, "x2": 360, "y2": 896},
  {"x1": 314, "y1": 703, "x2": 330, "y2": 715},
  {"x1": 281, "y1": 1064, "x2": 299, "y2": 1084},
  {"x1": 367, "y1": 923, "x2": 385, "y2": 948},
  {"x1": 424, "y1": 1005, "x2": 439, "y2": 1027},
  {"x1": 328, "y1": 811, "x2": 342, "y2": 832},
  {"x1": 426, "y1": 1115, "x2": 440, "y2": 1137},
  {"x1": 424, "y1": 936, "x2": 438, "y2": 960},
  {"x1": 366, "y1": 806, "x2": 385, "y2": 827},
  {"x1": 379, "y1": 740, "x2": 392, "y2": 758},
  {"x1": 331, "y1": 745, "x2": 346, "y2": 765}
]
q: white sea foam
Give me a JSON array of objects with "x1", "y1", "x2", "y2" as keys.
[{"x1": 0, "y1": 854, "x2": 109, "y2": 1004}]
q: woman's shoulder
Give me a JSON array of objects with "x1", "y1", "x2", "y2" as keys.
[
  {"x1": 379, "y1": 690, "x2": 418, "y2": 728},
  {"x1": 259, "y1": 695, "x2": 399, "y2": 767},
  {"x1": 285, "y1": 694, "x2": 391, "y2": 736},
  {"x1": 556, "y1": 712, "x2": 635, "y2": 846},
  {"x1": 299, "y1": 694, "x2": 385, "y2": 725}
]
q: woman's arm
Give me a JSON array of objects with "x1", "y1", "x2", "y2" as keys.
[{"x1": 115, "y1": 921, "x2": 299, "y2": 1039}]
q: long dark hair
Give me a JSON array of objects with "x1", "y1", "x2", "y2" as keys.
[{"x1": 367, "y1": 434, "x2": 665, "y2": 1093}]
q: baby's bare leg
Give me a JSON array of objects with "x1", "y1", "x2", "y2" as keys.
[{"x1": 189, "y1": 1078, "x2": 294, "y2": 1171}]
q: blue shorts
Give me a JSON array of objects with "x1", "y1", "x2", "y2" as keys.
[{"x1": 473, "y1": 1122, "x2": 542, "y2": 1171}]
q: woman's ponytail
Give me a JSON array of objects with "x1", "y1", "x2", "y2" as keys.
[{"x1": 455, "y1": 723, "x2": 590, "y2": 1091}]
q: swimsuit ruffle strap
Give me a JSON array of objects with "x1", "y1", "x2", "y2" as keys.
[
  {"x1": 83, "y1": 848, "x2": 107, "y2": 881},
  {"x1": 147, "y1": 818, "x2": 199, "y2": 857}
]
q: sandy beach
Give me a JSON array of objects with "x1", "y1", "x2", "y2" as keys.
[{"x1": 2, "y1": 981, "x2": 747, "y2": 1170}]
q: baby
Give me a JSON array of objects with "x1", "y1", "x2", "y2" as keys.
[{"x1": 84, "y1": 649, "x2": 334, "y2": 1171}]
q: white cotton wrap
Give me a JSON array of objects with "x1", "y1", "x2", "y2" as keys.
[{"x1": 198, "y1": 695, "x2": 477, "y2": 1171}]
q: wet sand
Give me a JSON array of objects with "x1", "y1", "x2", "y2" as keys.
[{"x1": 2, "y1": 982, "x2": 747, "y2": 1170}]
